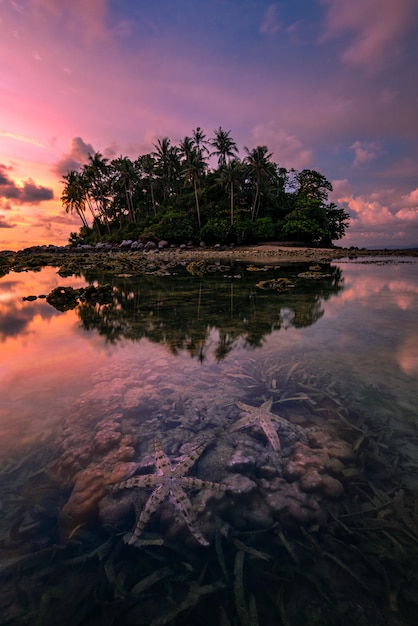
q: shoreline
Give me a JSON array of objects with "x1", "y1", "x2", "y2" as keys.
[{"x1": 1, "y1": 242, "x2": 418, "y2": 275}]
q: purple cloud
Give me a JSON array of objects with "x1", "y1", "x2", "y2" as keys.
[
  {"x1": 52, "y1": 137, "x2": 96, "y2": 176},
  {"x1": 0, "y1": 164, "x2": 53, "y2": 205}
]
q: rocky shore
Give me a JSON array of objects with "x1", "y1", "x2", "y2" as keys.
[{"x1": 1, "y1": 241, "x2": 417, "y2": 277}]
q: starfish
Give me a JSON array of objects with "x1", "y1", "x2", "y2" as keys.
[
  {"x1": 230, "y1": 398, "x2": 308, "y2": 456},
  {"x1": 109, "y1": 439, "x2": 226, "y2": 546}
]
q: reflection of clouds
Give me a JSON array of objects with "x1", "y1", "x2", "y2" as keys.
[
  {"x1": 0, "y1": 267, "x2": 88, "y2": 345},
  {"x1": 397, "y1": 335, "x2": 418, "y2": 376},
  {"x1": 0, "y1": 301, "x2": 37, "y2": 341},
  {"x1": 0, "y1": 296, "x2": 60, "y2": 341},
  {"x1": 331, "y1": 263, "x2": 418, "y2": 313},
  {"x1": 0, "y1": 279, "x2": 22, "y2": 302}
]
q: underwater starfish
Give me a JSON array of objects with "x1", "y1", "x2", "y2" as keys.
[
  {"x1": 109, "y1": 439, "x2": 226, "y2": 546},
  {"x1": 231, "y1": 398, "x2": 307, "y2": 456}
]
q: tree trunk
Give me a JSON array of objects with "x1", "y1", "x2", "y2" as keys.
[{"x1": 194, "y1": 180, "x2": 201, "y2": 229}]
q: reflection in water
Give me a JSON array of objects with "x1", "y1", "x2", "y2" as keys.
[
  {"x1": 1, "y1": 260, "x2": 418, "y2": 625},
  {"x1": 76, "y1": 263, "x2": 343, "y2": 360}
]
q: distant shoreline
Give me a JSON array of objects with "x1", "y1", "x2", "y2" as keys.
[{"x1": 1, "y1": 242, "x2": 418, "y2": 267}]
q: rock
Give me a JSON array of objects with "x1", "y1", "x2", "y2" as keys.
[
  {"x1": 93, "y1": 429, "x2": 122, "y2": 453},
  {"x1": 158, "y1": 240, "x2": 169, "y2": 249},
  {"x1": 99, "y1": 491, "x2": 137, "y2": 526},
  {"x1": 144, "y1": 241, "x2": 157, "y2": 251},
  {"x1": 320, "y1": 475, "x2": 344, "y2": 497},
  {"x1": 223, "y1": 473, "x2": 258, "y2": 495},
  {"x1": 105, "y1": 461, "x2": 141, "y2": 485},
  {"x1": 227, "y1": 449, "x2": 256, "y2": 472},
  {"x1": 61, "y1": 466, "x2": 106, "y2": 532},
  {"x1": 120, "y1": 239, "x2": 133, "y2": 248},
  {"x1": 46, "y1": 286, "x2": 83, "y2": 311}
]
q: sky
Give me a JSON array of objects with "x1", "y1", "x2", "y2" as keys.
[{"x1": 1, "y1": 0, "x2": 418, "y2": 250}]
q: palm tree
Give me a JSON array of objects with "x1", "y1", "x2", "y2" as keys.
[
  {"x1": 192, "y1": 127, "x2": 210, "y2": 157},
  {"x1": 152, "y1": 138, "x2": 181, "y2": 199},
  {"x1": 210, "y1": 127, "x2": 239, "y2": 167},
  {"x1": 218, "y1": 158, "x2": 244, "y2": 225},
  {"x1": 61, "y1": 170, "x2": 89, "y2": 228},
  {"x1": 138, "y1": 154, "x2": 157, "y2": 214},
  {"x1": 178, "y1": 136, "x2": 195, "y2": 164},
  {"x1": 182, "y1": 149, "x2": 207, "y2": 228},
  {"x1": 83, "y1": 152, "x2": 111, "y2": 233},
  {"x1": 111, "y1": 156, "x2": 137, "y2": 223},
  {"x1": 244, "y1": 145, "x2": 274, "y2": 220}
]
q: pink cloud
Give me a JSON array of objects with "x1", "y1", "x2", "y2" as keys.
[
  {"x1": 251, "y1": 122, "x2": 312, "y2": 169},
  {"x1": 337, "y1": 186, "x2": 418, "y2": 246},
  {"x1": 0, "y1": 214, "x2": 17, "y2": 229},
  {"x1": 26, "y1": 0, "x2": 111, "y2": 42},
  {"x1": 320, "y1": 0, "x2": 417, "y2": 70},
  {"x1": 52, "y1": 137, "x2": 96, "y2": 176},
  {"x1": 260, "y1": 4, "x2": 282, "y2": 35},
  {"x1": 350, "y1": 140, "x2": 379, "y2": 167},
  {"x1": 400, "y1": 188, "x2": 418, "y2": 208}
]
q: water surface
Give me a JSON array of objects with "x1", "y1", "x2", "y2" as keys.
[{"x1": 0, "y1": 258, "x2": 417, "y2": 625}]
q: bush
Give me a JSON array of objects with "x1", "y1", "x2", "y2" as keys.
[
  {"x1": 199, "y1": 218, "x2": 232, "y2": 244},
  {"x1": 254, "y1": 217, "x2": 276, "y2": 240},
  {"x1": 153, "y1": 211, "x2": 196, "y2": 243}
]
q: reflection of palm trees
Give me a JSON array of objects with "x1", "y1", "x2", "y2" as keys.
[{"x1": 76, "y1": 265, "x2": 344, "y2": 361}]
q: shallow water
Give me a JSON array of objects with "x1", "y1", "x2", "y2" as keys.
[{"x1": 0, "y1": 258, "x2": 417, "y2": 625}]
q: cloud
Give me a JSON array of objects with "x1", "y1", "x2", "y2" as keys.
[
  {"x1": 0, "y1": 164, "x2": 54, "y2": 206},
  {"x1": 52, "y1": 137, "x2": 95, "y2": 176},
  {"x1": 401, "y1": 188, "x2": 418, "y2": 208},
  {"x1": 350, "y1": 140, "x2": 379, "y2": 167},
  {"x1": 0, "y1": 129, "x2": 45, "y2": 148},
  {"x1": 26, "y1": 0, "x2": 111, "y2": 42},
  {"x1": 251, "y1": 122, "x2": 312, "y2": 169},
  {"x1": 0, "y1": 215, "x2": 17, "y2": 229},
  {"x1": 260, "y1": 4, "x2": 282, "y2": 35},
  {"x1": 336, "y1": 185, "x2": 418, "y2": 246},
  {"x1": 320, "y1": 0, "x2": 417, "y2": 70}
]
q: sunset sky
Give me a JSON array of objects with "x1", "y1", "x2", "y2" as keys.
[{"x1": 1, "y1": 0, "x2": 418, "y2": 250}]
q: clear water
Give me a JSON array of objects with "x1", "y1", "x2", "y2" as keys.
[{"x1": 1, "y1": 258, "x2": 417, "y2": 625}]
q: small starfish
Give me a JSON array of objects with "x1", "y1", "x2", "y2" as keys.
[
  {"x1": 230, "y1": 398, "x2": 307, "y2": 456},
  {"x1": 109, "y1": 439, "x2": 226, "y2": 546}
]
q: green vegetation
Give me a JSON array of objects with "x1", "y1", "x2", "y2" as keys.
[{"x1": 61, "y1": 127, "x2": 350, "y2": 246}]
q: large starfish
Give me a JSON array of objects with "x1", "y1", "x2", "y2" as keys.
[
  {"x1": 109, "y1": 439, "x2": 226, "y2": 546},
  {"x1": 230, "y1": 398, "x2": 307, "y2": 456}
]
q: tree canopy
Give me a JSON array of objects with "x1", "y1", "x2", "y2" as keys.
[{"x1": 61, "y1": 126, "x2": 350, "y2": 247}]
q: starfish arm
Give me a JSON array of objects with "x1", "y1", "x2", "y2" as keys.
[
  {"x1": 179, "y1": 476, "x2": 227, "y2": 492},
  {"x1": 173, "y1": 441, "x2": 208, "y2": 477},
  {"x1": 228, "y1": 416, "x2": 257, "y2": 433},
  {"x1": 108, "y1": 474, "x2": 163, "y2": 491},
  {"x1": 170, "y1": 483, "x2": 209, "y2": 546},
  {"x1": 236, "y1": 398, "x2": 273, "y2": 414},
  {"x1": 127, "y1": 484, "x2": 169, "y2": 545},
  {"x1": 154, "y1": 440, "x2": 172, "y2": 476},
  {"x1": 260, "y1": 418, "x2": 281, "y2": 454}
]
